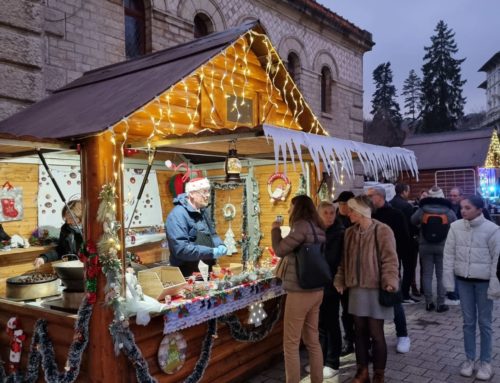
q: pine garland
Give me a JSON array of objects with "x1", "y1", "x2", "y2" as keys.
[
  {"x1": 218, "y1": 296, "x2": 283, "y2": 342},
  {"x1": 182, "y1": 319, "x2": 217, "y2": 383},
  {"x1": 0, "y1": 298, "x2": 93, "y2": 383},
  {"x1": 96, "y1": 184, "x2": 155, "y2": 382}
]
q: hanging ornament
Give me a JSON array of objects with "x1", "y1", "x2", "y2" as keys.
[
  {"x1": 222, "y1": 203, "x2": 236, "y2": 221},
  {"x1": 157, "y1": 332, "x2": 187, "y2": 374},
  {"x1": 267, "y1": 173, "x2": 291, "y2": 203},
  {"x1": 295, "y1": 173, "x2": 307, "y2": 196},
  {"x1": 319, "y1": 181, "x2": 329, "y2": 202},
  {"x1": 224, "y1": 227, "x2": 238, "y2": 255},
  {"x1": 247, "y1": 302, "x2": 267, "y2": 327},
  {"x1": 6, "y1": 316, "x2": 26, "y2": 373}
]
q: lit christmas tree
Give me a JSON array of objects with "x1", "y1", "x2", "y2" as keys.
[
  {"x1": 247, "y1": 302, "x2": 267, "y2": 327},
  {"x1": 484, "y1": 130, "x2": 500, "y2": 168}
]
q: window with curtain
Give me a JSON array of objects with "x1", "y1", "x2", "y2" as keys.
[
  {"x1": 321, "y1": 66, "x2": 332, "y2": 113},
  {"x1": 194, "y1": 13, "x2": 214, "y2": 38},
  {"x1": 124, "y1": 0, "x2": 145, "y2": 59}
]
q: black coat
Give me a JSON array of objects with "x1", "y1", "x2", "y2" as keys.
[
  {"x1": 324, "y1": 218, "x2": 345, "y2": 277},
  {"x1": 372, "y1": 202, "x2": 411, "y2": 260},
  {"x1": 42, "y1": 223, "x2": 83, "y2": 262},
  {"x1": 390, "y1": 195, "x2": 418, "y2": 237}
]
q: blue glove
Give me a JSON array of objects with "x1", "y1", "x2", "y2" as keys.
[{"x1": 213, "y1": 245, "x2": 228, "y2": 258}]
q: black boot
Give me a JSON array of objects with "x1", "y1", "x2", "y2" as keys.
[{"x1": 0, "y1": 224, "x2": 10, "y2": 241}]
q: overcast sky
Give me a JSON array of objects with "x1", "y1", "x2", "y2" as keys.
[{"x1": 318, "y1": 0, "x2": 499, "y2": 118}]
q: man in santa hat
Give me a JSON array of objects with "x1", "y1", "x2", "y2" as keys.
[{"x1": 165, "y1": 177, "x2": 227, "y2": 276}]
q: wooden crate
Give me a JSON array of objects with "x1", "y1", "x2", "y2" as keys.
[{"x1": 137, "y1": 266, "x2": 186, "y2": 301}]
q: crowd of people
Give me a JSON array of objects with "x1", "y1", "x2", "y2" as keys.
[{"x1": 272, "y1": 184, "x2": 500, "y2": 383}]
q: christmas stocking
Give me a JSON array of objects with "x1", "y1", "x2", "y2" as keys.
[{"x1": 1, "y1": 198, "x2": 18, "y2": 218}]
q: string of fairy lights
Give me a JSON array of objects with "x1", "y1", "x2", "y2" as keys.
[{"x1": 108, "y1": 28, "x2": 327, "y2": 149}]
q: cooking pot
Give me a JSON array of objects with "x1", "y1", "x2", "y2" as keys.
[
  {"x1": 6, "y1": 273, "x2": 60, "y2": 300},
  {"x1": 52, "y1": 260, "x2": 85, "y2": 291}
]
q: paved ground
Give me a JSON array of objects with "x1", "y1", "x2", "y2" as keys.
[{"x1": 247, "y1": 299, "x2": 500, "y2": 382}]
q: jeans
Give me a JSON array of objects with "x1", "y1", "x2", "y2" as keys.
[
  {"x1": 319, "y1": 287, "x2": 341, "y2": 369},
  {"x1": 456, "y1": 279, "x2": 493, "y2": 363},
  {"x1": 284, "y1": 290, "x2": 324, "y2": 383},
  {"x1": 446, "y1": 277, "x2": 460, "y2": 300},
  {"x1": 420, "y1": 245, "x2": 445, "y2": 305},
  {"x1": 401, "y1": 240, "x2": 418, "y2": 299},
  {"x1": 393, "y1": 302, "x2": 408, "y2": 337}
]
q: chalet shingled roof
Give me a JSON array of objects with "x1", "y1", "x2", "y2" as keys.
[
  {"x1": 0, "y1": 21, "x2": 263, "y2": 140},
  {"x1": 402, "y1": 129, "x2": 493, "y2": 170}
]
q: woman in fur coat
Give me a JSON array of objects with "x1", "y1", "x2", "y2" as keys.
[{"x1": 334, "y1": 195, "x2": 399, "y2": 383}]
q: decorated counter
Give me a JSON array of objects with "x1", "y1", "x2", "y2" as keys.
[{"x1": 0, "y1": 21, "x2": 417, "y2": 383}]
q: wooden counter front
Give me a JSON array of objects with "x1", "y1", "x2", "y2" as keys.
[
  {"x1": 130, "y1": 296, "x2": 284, "y2": 382},
  {"x1": 0, "y1": 245, "x2": 55, "y2": 295},
  {"x1": 0, "y1": 299, "x2": 88, "y2": 382}
]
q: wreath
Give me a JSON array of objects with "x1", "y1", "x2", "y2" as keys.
[
  {"x1": 267, "y1": 173, "x2": 291, "y2": 203},
  {"x1": 222, "y1": 203, "x2": 236, "y2": 221}
]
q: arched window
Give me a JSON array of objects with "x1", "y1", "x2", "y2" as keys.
[
  {"x1": 287, "y1": 52, "x2": 301, "y2": 85},
  {"x1": 321, "y1": 66, "x2": 332, "y2": 113},
  {"x1": 124, "y1": 0, "x2": 145, "y2": 59},
  {"x1": 194, "y1": 13, "x2": 214, "y2": 38}
]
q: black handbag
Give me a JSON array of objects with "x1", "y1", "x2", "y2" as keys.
[
  {"x1": 374, "y1": 225, "x2": 402, "y2": 307},
  {"x1": 295, "y1": 221, "x2": 332, "y2": 289}
]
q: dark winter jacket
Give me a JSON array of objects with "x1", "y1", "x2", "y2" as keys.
[
  {"x1": 325, "y1": 218, "x2": 345, "y2": 278},
  {"x1": 41, "y1": 223, "x2": 83, "y2": 263},
  {"x1": 390, "y1": 195, "x2": 418, "y2": 237},
  {"x1": 411, "y1": 197, "x2": 457, "y2": 246},
  {"x1": 337, "y1": 214, "x2": 352, "y2": 229},
  {"x1": 372, "y1": 202, "x2": 412, "y2": 260},
  {"x1": 166, "y1": 193, "x2": 223, "y2": 276},
  {"x1": 497, "y1": 257, "x2": 500, "y2": 283}
]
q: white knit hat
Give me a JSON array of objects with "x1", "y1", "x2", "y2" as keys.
[
  {"x1": 185, "y1": 177, "x2": 211, "y2": 193},
  {"x1": 427, "y1": 186, "x2": 444, "y2": 198}
]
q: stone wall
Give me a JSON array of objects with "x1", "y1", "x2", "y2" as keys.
[{"x1": 0, "y1": 0, "x2": 370, "y2": 143}]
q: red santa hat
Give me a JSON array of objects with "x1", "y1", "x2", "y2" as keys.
[{"x1": 185, "y1": 177, "x2": 211, "y2": 193}]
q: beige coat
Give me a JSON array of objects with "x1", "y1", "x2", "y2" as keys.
[
  {"x1": 272, "y1": 219, "x2": 326, "y2": 292},
  {"x1": 334, "y1": 220, "x2": 399, "y2": 291}
]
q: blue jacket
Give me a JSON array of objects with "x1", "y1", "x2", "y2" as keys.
[{"x1": 165, "y1": 194, "x2": 223, "y2": 273}]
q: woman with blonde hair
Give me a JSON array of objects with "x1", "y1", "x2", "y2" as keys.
[
  {"x1": 334, "y1": 195, "x2": 399, "y2": 383},
  {"x1": 272, "y1": 195, "x2": 326, "y2": 383}
]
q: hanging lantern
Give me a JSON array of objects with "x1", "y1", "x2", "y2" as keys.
[{"x1": 225, "y1": 140, "x2": 242, "y2": 183}]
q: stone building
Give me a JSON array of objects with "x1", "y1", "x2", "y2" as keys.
[
  {"x1": 0, "y1": 0, "x2": 373, "y2": 143},
  {"x1": 479, "y1": 51, "x2": 500, "y2": 130}
]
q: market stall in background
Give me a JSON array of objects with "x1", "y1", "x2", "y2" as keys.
[{"x1": 0, "y1": 21, "x2": 417, "y2": 383}]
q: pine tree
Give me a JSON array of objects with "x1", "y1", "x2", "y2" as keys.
[
  {"x1": 402, "y1": 69, "x2": 422, "y2": 120},
  {"x1": 420, "y1": 20, "x2": 466, "y2": 133},
  {"x1": 371, "y1": 62, "x2": 402, "y2": 124}
]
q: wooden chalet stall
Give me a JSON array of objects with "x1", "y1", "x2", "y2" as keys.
[
  {"x1": 400, "y1": 128, "x2": 497, "y2": 200},
  {"x1": 0, "y1": 22, "x2": 417, "y2": 382}
]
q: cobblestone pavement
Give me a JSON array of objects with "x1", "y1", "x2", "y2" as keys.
[{"x1": 247, "y1": 299, "x2": 500, "y2": 382}]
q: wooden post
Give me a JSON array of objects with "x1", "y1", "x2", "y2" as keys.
[{"x1": 81, "y1": 132, "x2": 128, "y2": 382}]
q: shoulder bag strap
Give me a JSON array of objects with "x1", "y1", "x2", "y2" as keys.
[
  {"x1": 308, "y1": 221, "x2": 319, "y2": 242},
  {"x1": 374, "y1": 224, "x2": 382, "y2": 287}
]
